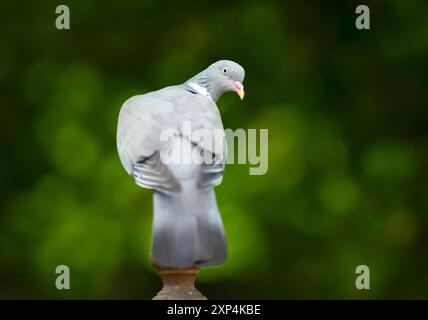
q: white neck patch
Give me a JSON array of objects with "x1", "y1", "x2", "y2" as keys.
[{"x1": 188, "y1": 82, "x2": 212, "y2": 100}]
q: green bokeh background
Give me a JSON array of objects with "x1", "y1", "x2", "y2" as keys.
[{"x1": 1, "y1": 0, "x2": 427, "y2": 299}]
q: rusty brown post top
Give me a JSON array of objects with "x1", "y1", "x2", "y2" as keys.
[{"x1": 152, "y1": 267, "x2": 207, "y2": 300}]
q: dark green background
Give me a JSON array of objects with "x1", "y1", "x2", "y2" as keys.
[{"x1": 1, "y1": 0, "x2": 427, "y2": 299}]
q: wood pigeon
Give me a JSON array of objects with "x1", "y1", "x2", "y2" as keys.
[{"x1": 117, "y1": 60, "x2": 245, "y2": 269}]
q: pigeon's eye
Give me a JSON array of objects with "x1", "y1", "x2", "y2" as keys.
[{"x1": 222, "y1": 67, "x2": 229, "y2": 74}]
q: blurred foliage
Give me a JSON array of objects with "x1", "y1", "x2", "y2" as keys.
[{"x1": 0, "y1": 0, "x2": 428, "y2": 299}]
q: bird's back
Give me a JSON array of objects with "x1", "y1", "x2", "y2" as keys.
[{"x1": 117, "y1": 84, "x2": 224, "y2": 176}]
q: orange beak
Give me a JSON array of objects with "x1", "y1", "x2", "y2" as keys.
[{"x1": 232, "y1": 80, "x2": 245, "y2": 100}]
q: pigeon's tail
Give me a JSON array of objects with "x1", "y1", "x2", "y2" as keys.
[{"x1": 151, "y1": 182, "x2": 227, "y2": 269}]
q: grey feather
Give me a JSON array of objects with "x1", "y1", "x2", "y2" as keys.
[{"x1": 131, "y1": 152, "x2": 181, "y2": 193}]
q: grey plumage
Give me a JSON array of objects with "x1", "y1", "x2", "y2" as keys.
[{"x1": 117, "y1": 60, "x2": 245, "y2": 269}]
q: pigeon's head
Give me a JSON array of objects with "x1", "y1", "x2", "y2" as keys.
[{"x1": 188, "y1": 60, "x2": 245, "y2": 102}]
